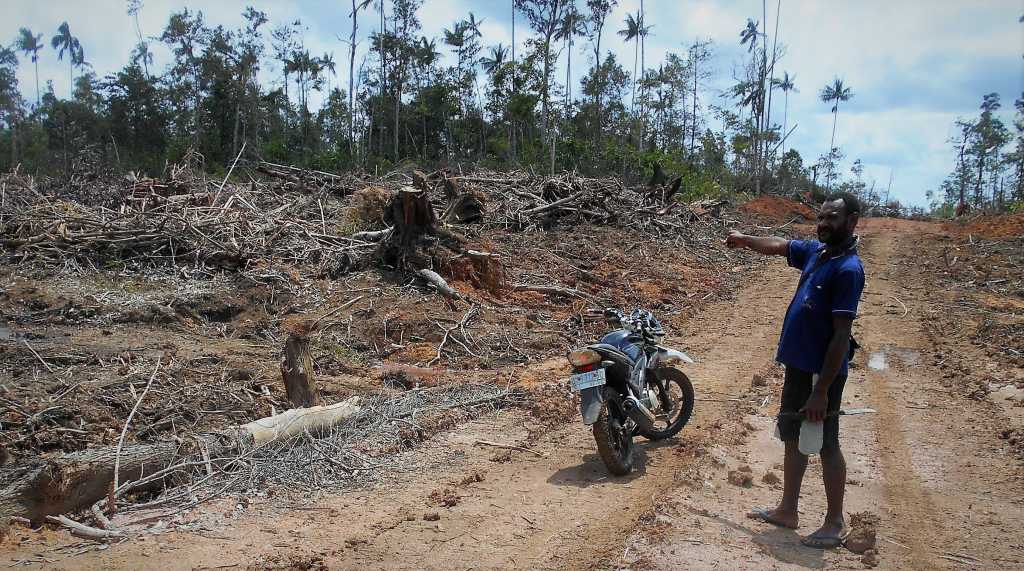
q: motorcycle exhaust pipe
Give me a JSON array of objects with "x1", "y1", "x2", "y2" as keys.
[{"x1": 622, "y1": 396, "x2": 657, "y2": 431}]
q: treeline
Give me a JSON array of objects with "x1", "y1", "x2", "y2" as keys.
[
  {"x1": 931, "y1": 92, "x2": 1024, "y2": 215},
  {"x1": 0, "y1": 0, "x2": 962, "y2": 215}
]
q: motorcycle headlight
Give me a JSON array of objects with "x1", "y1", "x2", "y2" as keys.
[{"x1": 567, "y1": 348, "x2": 601, "y2": 367}]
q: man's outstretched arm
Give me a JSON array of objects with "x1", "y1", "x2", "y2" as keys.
[{"x1": 724, "y1": 230, "x2": 790, "y2": 256}]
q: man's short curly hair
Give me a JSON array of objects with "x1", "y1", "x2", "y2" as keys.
[{"x1": 828, "y1": 192, "x2": 862, "y2": 216}]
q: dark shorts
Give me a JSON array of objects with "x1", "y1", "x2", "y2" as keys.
[{"x1": 778, "y1": 366, "x2": 847, "y2": 452}]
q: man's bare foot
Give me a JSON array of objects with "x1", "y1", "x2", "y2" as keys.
[
  {"x1": 747, "y1": 506, "x2": 799, "y2": 529},
  {"x1": 800, "y1": 518, "x2": 848, "y2": 549}
]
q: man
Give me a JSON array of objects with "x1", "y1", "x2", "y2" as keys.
[{"x1": 725, "y1": 193, "x2": 865, "y2": 549}]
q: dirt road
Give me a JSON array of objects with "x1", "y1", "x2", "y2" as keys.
[
  {"x1": 614, "y1": 218, "x2": 1024, "y2": 570},
  {"x1": 3, "y1": 218, "x2": 1022, "y2": 570}
]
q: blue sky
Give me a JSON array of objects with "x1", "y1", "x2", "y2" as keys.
[{"x1": 4, "y1": 0, "x2": 1022, "y2": 206}]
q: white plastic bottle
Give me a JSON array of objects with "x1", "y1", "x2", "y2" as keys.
[
  {"x1": 798, "y1": 419, "x2": 824, "y2": 455},
  {"x1": 798, "y1": 374, "x2": 824, "y2": 455}
]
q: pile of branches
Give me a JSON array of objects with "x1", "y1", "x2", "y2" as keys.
[
  {"x1": 1, "y1": 162, "x2": 735, "y2": 294},
  {"x1": 0, "y1": 164, "x2": 378, "y2": 274}
]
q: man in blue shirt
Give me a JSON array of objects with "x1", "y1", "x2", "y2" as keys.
[{"x1": 725, "y1": 193, "x2": 865, "y2": 549}]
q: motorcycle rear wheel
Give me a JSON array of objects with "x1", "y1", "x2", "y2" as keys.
[
  {"x1": 639, "y1": 367, "x2": 695, "y2": 441},
  {"x1": 593, "y1": 403, "x2": 634, "y2": 476}
]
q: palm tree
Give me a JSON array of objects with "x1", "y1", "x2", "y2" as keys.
[
  {"x1": 51, "y1": 22, "x2": 84, "y2": 99},
  {"x1": 820, "y1": 77, "x2": 853, "y2": 187},
  {"x1": 774, "y1": 71, "x2": 796, "y2": 153},
  {"x1": 618, "y1": 12, "x2": 647, "y2": 122},
  {"x1": 740, "y1": 18, "x2": 758, "y2": 53},
  {"x1": 15, "y1": 28, "x2": 43, "y2": 107},
  {"x1": 320, "y1": 52, "x2": 337, "y2": 94},
  {"x1": 556, "y1": 6, "x2": 584, "y2": 109},
  {"x1": 480, "y1": 44, "x2": 509, "y2": 76}
]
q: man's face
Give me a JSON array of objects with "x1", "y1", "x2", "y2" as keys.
[{"x1": 816, "y1": 199, "x2": 857, "y2": 246}]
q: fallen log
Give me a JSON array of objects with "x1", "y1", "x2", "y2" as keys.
[
  {"x1": 46, "y1": 514, "x2": 125, "y2": 541},
  {"x1": 512, "y1": 283, "x2": 596, "y2": 302},
  {"x1": 0, "y1": 397, "x2": 360, "y2": 526},
  {"x1": 418, "y1": 268, "x2": 463, "y2": 300}
]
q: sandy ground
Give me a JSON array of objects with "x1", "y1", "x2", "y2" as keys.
[{"x1": 2, "y1": 218, "x2": 1022, "y2": 570}]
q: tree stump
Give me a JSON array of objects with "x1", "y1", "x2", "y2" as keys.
[{"x1": 281, "y1": 333, "x2": 319, "y2": 408}]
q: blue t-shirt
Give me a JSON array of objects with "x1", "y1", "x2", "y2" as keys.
[{"x1": 776, "y1": 239, "x2": 865, "y2": 375}]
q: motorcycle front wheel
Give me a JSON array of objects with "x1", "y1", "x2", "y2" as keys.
[
  {"x1": 593, "y1": 400, "x2": 634, "y2": 476},
  {"x1": 639, "y1": 367, "x2": 695, "y2": 441}
]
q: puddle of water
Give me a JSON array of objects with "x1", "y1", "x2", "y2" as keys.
[
  {"x1": 867, "y1": 345, "x2": 922, "y2": 371},
  {"x1": 0, "y1": 325, "x2": 13, "y2": 341}
]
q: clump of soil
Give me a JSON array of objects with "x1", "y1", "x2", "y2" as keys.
[
  {"x1": 727, "y1": 470, "x2": 753, "y2": 488},
  {"x1": 459, "y1": 471, "x2": 485, "y2": 486},
  {"x1": 429, "y1": 487, "x2": 460, "y2": 508},
  {"x1": 490, "y1": 451, "x2": 513, "y2": 463},
  {"x1": 762, "y1": 470, "x2": 781, "y2": 486},
  {"x1": 740, "y1": 194, "x2": 816, "y2": 223},
  {"x1": 845, "y1": 511, "x2": 880, "y2": 554},
  {"x1": 246, "y1": 552, "x2": 328, "y2": 571}
]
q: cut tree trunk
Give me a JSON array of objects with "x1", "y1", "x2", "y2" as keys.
[
  {"x1": 281, "y1": 333, "x2": 320, "y2": 408},
  {"x1": 0, "y1": 398, "x2": 360, "y2": 526}
]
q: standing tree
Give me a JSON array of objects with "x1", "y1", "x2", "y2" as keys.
[
  {"x1": 618, "y1": 12, "x2": 647, "y2": 131},
  {"x1": 556, "y1": 3, "x2": 584, "y2": 110},
  {"x1": 15, "y1": 28, "x2": 43, "y2": 108},
  {"x1": 584, "y1": 0, "x2": 616, "y2": 141},
  {"x1": 127, "y1": 0, "x2": 150, "y2": 77},
  {"x1": 517, "y1": 0, "x2": 572, "y2": 162},
  {"x1": 967, "y1": 93, "x2": 1009, "y2": 206},
  {"x1": 51, "y1": 22, "x2": 85, "y2": 99},
  {"x1": 819, "y1": 77, "x2": 853, "y2": 189},
  {"x1": 160, "y1": 9, "x2": 209, "y2": 151},
  {"x1": 774, "y1": 71, "x2": 796, "y2": 156},
  {"x1": 348, "y1": 0, "x2": 373, "y2": 156}
]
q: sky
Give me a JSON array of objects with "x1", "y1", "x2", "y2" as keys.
[{"x1": 4, "y1": 0, "x2": 1022, "y2": 206}]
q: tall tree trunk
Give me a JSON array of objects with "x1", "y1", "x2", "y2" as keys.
[
  {"x1": 511, "y1": 0, "x2": 517, "y2": 161},
  {"x1": 690, "y1": 48, "x2": 698, "y2": 155},
  {"x1": 593, "y1": 23, "x2": 603, "y2": 144},
  {"x1": 829, "y1": 101, "x2": 839, "y2": 152},
  {"x1": 781, "y1": 91, "x2": 789, "y2": 158},
  {"x1": 823, "y1": 102, "x2": 839, "y2": 190},
  {"x1": 763, "y1": 0, "x2": 781, "y2": 175},
  {"x1": 639, "y1": 1, "x2": 646, "y2": 151},
  {"x1": 630, "y1": 39, "x2": 638, "y2": 130},
  {"x1": 34, "y1": 59, "x2": 40, "y2": 107},
  {"x1": 394, "y1": 80, "x2": 401, "y2": 161},
  {"x1": 349, "y1": 0, "x2": 358, "y2": 157}
]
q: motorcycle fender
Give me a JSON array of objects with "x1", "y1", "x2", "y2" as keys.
[
  {"x1": 580, "y1": 386, "x2": 604, "y2": 425},
  {"x1": 653, "y1": 347, "x2": 695, "y2": 366}
]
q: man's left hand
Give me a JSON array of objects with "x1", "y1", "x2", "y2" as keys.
[{"x1": 802, "y1": 391, "x2": 828, "y2": 423}]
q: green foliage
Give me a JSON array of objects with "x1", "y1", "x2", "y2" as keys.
[{"x1": 0, "y1": 1, "x2": 939, "y2": 213}]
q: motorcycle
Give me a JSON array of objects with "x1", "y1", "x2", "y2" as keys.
[{"x1": 567, "y1": 308, "x2": 696, "y2": 475}]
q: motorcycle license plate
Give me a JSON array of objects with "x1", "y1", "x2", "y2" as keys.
[{"x1": 570, "y1": 368, "x2": 606, "y2": 391}]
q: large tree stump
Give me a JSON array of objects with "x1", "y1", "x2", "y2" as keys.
[{"x1": 281, "y1": 332, "x2": 319, "y2": 408}]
